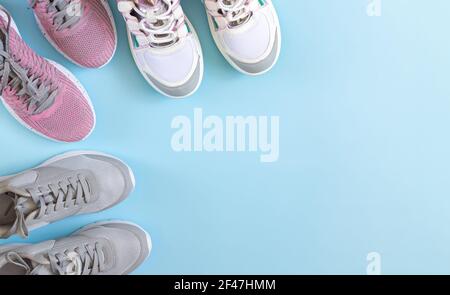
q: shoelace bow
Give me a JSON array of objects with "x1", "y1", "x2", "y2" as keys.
[
  {"x1": 30, "y1": 0, "x2": 83, "y2": 31},
  {"x1": 3, "y1": 243, "x2": 104, "y2": 275},
  {"x1": 51, "y1": 243, "x2": 104, "y2": 275},
  {"x1": 6, "y1": 174, "x2": 91, "y2": 238},
  {"x1": 0, "y1": 8, "x2": 58, "y2": 115},
  {"x1": 120, "y1": 0, "x2": 185, "y2": 47}
]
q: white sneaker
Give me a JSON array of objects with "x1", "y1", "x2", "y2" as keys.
[
  {"x1": 204, "y1": 0, "x2": 281, "y2": 75},
  {"x1": 118, "y1": 0, "x2": 203, "y2": 98}
]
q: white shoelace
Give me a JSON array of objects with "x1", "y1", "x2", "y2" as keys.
[
  {"x1": 119, "y1": 0, "x2": 185, "y2": 48},
  {"x1": 212, "y1": 0, "x2": 253, "y2": 27}
]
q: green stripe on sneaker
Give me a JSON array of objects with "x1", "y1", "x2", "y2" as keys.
[
  {"x1": 212, "y1": 16, "x2": 219, "y2": 30},
  {"x1": 132, "y1": 34, "x2": 139, "y2": 48}
]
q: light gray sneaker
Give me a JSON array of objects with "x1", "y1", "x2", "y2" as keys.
[
  {"x1": 0, "y1": 221, "x2": 151, "y2": 275},
  {"x1": 0, "y1": 151, "x2": 135, "y2": 239}
]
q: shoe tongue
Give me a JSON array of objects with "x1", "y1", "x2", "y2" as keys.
[
  {"x1": 3, "y1": 171, "x2": 36, "y2": 213},
  {"x1": 136, "y1": 0, "x2": 161, "y2": 9},
  {"x1": 3, "y1": 167, "x2": 72, "y2": 218},
  {"x1": 1, "y1": 192, "x2": 37, "y2": 238},
  {"x1": 0, "y1": 240, "x2": 56, "y2": 274},
  {"x1": 7, "y1": 194, "x2": 38, "y2": 216},
  {"x1": 1, "y1": 171, "x2": 40, "y2": 223},
  {"x1": 2, "y1": 171, "x2": 38, "y2": 195},
  {"x1": 6, "y1": 167, "x2": 69, "y2": 193},
  {"x1": 134, "y1": 0, "x2": 166, "y2": 17},
  {"x1": 20, "y1": 240, "x2": 56, "y2": 257}
]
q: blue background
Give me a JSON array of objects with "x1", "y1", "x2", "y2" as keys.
[{"x1": 1, "y1": 0, "x2": 450, "y2": 274}]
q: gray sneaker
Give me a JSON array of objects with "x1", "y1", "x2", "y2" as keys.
[
  {"x1": 0, "y1": 221, "x2": 151, "y2": 275},
  {"x1": 0, "y1": 151, "x2": 135, "y2": 238}
]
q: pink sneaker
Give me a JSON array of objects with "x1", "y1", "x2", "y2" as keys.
[
  {"x1": 0, "y1": 7, "x2": 95, "y2": 142},
  {"x1": 30, "y1": 0, "x2": 117, "y2": 68}
]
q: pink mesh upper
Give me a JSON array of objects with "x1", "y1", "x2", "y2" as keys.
[
  {"x1": 1, "y1": 19, "x2": 95, "y2": 142},
  {"x1": 32, "y1": 0, "x2": 116, "y2": 68}
]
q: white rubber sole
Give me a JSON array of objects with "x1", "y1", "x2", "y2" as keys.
[
  {"x1": 206, "y1": 3, "x2": 282, "y2": 76},
  {"x1": 0, "y1": 150, "x2": 135, "y2": 189},
  {"x1": 125, "y1": 17, "x2": 204, "y2": 99},
  {"x1": 33, "y1": 0, "x2": 118, "y2": 69},
  {"x1": 74, "y1": 220, "x2": 152, "y2": 260},
  {"x1": 0, "y1": 12, "x2": 96, "y2": 143}
]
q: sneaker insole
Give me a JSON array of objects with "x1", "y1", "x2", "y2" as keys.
[
  {"x1": 0, "y1": 263, "x2": 28, "y2": 275},
  {"x1": 0, "y1": 195, "x2": 15, "y2": 226}
]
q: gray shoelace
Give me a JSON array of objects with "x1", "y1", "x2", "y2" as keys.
[
  {"x1": 3, "y1": 243, "x2": 104, "y2": 275},
  {"x1": 5, "y1": 173, "x2": 92, "y2": 238},
  {"x1": 0, "y1": 8, "x2": 58, "y2": 115},
  {"x1": 30, "y1": 0, "x2": 83, "y2": 31},
  {"x1": 50, "y1": 243, "x2": 104, "y2": 275}
]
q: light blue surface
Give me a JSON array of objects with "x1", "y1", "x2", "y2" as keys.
[{"x1": 1, "y1": 0, "x2": 450, "y2": 274}]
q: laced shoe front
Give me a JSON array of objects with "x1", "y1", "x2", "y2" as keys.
[
  {"x1": 0, "y1": 221, "x2": 151, "y2": 275},
  {"x1": 0, "y1": 151, "x2": 135, "y2": 239},
  {"x1": 0, "y1": 7, "x2": 95, "y2": 142},
  {"x1": 0, "y1": 240, "x2": 106, "y2": 275},
  {"x1": 204, "y1": 0, "x2": 281, "y2": 75},
  {"x1": 30, "y1": 0, "x2": 117, "y2": 68},
  {"x1": 0, "y1": 172, "x2": 95, "y2": 238},
  {"x1": 118, "y1": 0, "x2": 203, "y2": 98}
]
